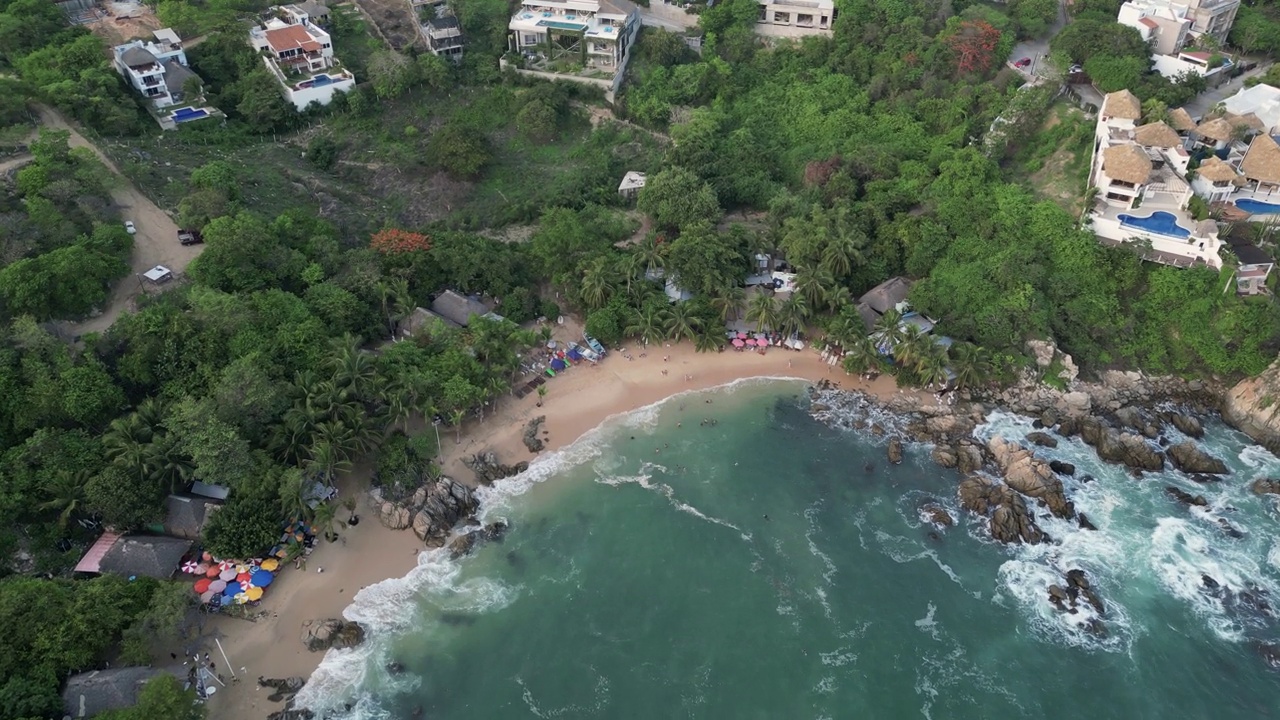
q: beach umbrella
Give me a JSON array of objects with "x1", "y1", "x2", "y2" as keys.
[
  {"x1": 209, "y1": 579, "x2": 227, "y2": 593},
  {"x1": 732, "y1": 338, "x2": 745, "y2": 348},
  {"x1": 199, "y1": 590, "x2": 215, "y2": 604},
  {"x1": 219, "y1": 568, "x2": 237, "y2": 581},
  {"x1": 235, "y1": 572, "x2": 251, "y2": 584},
  {"x1": 193, "y1": 578, "x2": 212, "y2": 593},
  {"x1": 201, "y1": 551, "x2": 213, "y2": 562},
  {"x1": 551, "y1": 358, "x2": 567, "y2": 371},
  {"x1": 204, "y1": 565, "x2": 218, "y2": 577},
  {"x1": 218, "y1": 560, "x2": 235, "y2": 572},
  {"x1": 246, "y1": 586, "x2": 265, "y2": 602},
  {"x1": 744, "y1": 338, "x2": 756, "y2": 346},
  {"x1": 182, "y1": 560, "x2": 198, "y2": 574},
  {"x1": 260, "y1": 558, "x2": 280, "y2": 572},
  {"x1": 250, "y1": 569, "x2": 274, "y2": 587},
  {"x1": 736, "y1": 332, "x2": 747, "y2": 339}
]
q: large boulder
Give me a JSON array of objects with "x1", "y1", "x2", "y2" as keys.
[
  {"x1": 958, "y1": 476, "x2": 1044, "y2": 544},
  {"x1": 301, "y1": 619, "x2": 366, "y2": 652},
  {"x1": 924, "y1": 414, "x2": 976, "y2": 441},
  {"x1": 1025, "y1": 431, "x2": 1058, "y2": 448},
  {"x1": 258, "y1": 676, "x2": 306, "y2": 703},
  {"x1": 1222, "y1": 359, "x2": 1280, "y2": 454},
  {"x1": 1161, "y1": 411, "x2": 1204, "y2": 439},
  {"x1": 1059, "y1": 391, "x2": 1092, "y2": 418},
  {"x1": 463, "y1": 452, "x2": 530, "y2": 485},
  {"x1": 986, "y1": 436, "x2": 1073, "y2": 519},
  {"x1": 1165, "y1": 486, "x2": 1208, "y2": 507},
  {"x1": 1166, "y1": 441, "x2": 1229, "y2": 475},
  {"x1": 1078, "y1": 417, "x2": 1164, "y2": 471},
  {"x1": 887, "y1": 437, "x2": 904, "y2": 465},
  {"x1": 955, "y1": 444, "x2": 985, "y2": 474},
  {"x1": 447, "y1": 521, "x2": 510, "y2": 560},
  {"x1": 1251, "y1": 478, "x2": 1280, "y2": 496},
  {"x1": 378, "y1": 502, "x2": 412, "y2": 530},
  {"x1": 930, "y1": 446, "x2": 958, "y2": 469}
]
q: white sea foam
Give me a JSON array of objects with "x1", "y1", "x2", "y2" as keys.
[
  {"x1": 804, "y1": 504, "x2": 838, "y2": 584},
  {"x1": 818, "y1": 647, "x2": 857, "y2": 667},
  {"x1": 593, "y1": 472, "x2": 746, "y2": 535},
  {"x1": 914, "y1": 602, "x2": 940, "y2": 641}
]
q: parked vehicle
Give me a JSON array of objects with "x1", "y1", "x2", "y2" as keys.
[
  {"x1": 178, "y1": 229, "x2": 204, "y2": 246},
  {"x1": 124, "y1": 221, "x2": 136, "y2": 234},
  {"x1": 1014, "y1": 57, "x2": 1032, "y2": 68}
]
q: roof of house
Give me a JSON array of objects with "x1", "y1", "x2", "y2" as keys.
[
  {"x1": 618, "y1": 171, "x2": 647, "y2": 192},
  {"x1": 63, "y1": 667, "x2": 165, "y2": 719},
  {"x1": 73, "y1": 530, "x2": 124, "y2": 574},
  {"x1": 1102, "y1": 90, "x2": 1142, "y2": 120},
  {"x1": 1134, "y1": 121, "x2": 1180, "y2": 148},
  {"x1": 162, "y1": 60, "x2": 197, "y2": 93},
  {"x1": 858, "y1": 277, "x2": 912, "y2": 315},
  {"x1": 855, "y1": 302, "x2": 880, "y2": 332},
  {"x1": 1168, "y1": 107, "x2": 1197, "y2": 132},
  {"x1": 265, "y1": 24, "x2": 324, "y2": 53},
  {"x1": 1195, "y1": 219, "x2": 1219, "y2": 238},
  {"x1": 1197, "y1": 156, "x2": 1240, "y2": 182},
  {"x1": 190, "y1": 481, "x2": 231, "y2": 500},
  {"x1": 1182, "y1": 50, "x2": 1212, "y2": 61},
  {"x1": 402, "y1": 306, "x2": 460, "y2": 334},
  {"x1": 1195, "y1": 116, "x2": 1236, "y2": 142},
  {"x1": 99, "y1": 535, "x2": 192, "y2": 579},
  {"x1": 120, "y1": 46, "x2": 159, "y2": 67},
  {"x1": 598, "y1": 0, "x2": 638, "y2": 16},
  {"x1": 1229, "y1": 111, "x2": 1267, "y2": 133},
  {"x1": 1240, "y1": 134, "x2": 1280, "y2": 185},
  {"x1": 296, "y1": 0, "x2": 329, "y2": 16},
  {"x1": 1223, "y1": 83, "x2": 1280, "y2": 134},
  {"x1": 1102, "y1": 144, "x2": 1153, "y2": 185},
  {"x1": 430, "y1": 290, "x2": 490, "y2": 328},
  {"x1": 1138, "y1": 17, "x2": 1158, "y2": 29},
  {"x1": 428, "y1": 15, "x2": 460, "y2": 30},
  {"x1": 163, "y1": 495, "x2": 213, "y2": 540},
  {"x1": 1227, "y1": 237, "x2": 1274, "y2": 266}
]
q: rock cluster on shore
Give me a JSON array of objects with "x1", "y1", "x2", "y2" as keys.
[
  {"x1": 463, "y1": 451, "x2": 529, "y2": 485},
  {"x1": 523, "y1": 416, "x2": 547, "y2": 452},
  {"x1": 259, "y1": 677, "x2": 312, "y2": 720},
  {"x1": 1222, "y1": 356, "x2": 1280, "y2": 454},
  {"x1": 374, "y1": 476, "x2": 479, "y2": 548},
  {"x1": 301, "y1": 618, "x2": 366, "y2": 652}
]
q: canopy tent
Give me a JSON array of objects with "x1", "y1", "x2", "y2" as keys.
[{"x1": 550, "y1": 358, "x2": 568, "y2": 371}]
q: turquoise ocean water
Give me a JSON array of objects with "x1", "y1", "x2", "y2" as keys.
[{"x1": 298, "y1": 379, "x2": 1280, "y2": 719}]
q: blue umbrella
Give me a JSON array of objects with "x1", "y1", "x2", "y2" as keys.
[
  {"x1": 221, "y1": 581, "x2": 245, "y2": 600},
  {"x1": 250, "y1": 569, "x2": 274, "y2": 587},
  {"x1": 551, "y1": 358, "x2": 567, "y2": 371}
]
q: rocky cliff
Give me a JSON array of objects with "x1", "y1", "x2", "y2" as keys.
[{"x1": 1222, "y1": 356, "x2": 1280, "y2": 454}]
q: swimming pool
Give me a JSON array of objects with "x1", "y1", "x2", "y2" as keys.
[
  {"x1": 1118, "y1": 211, "x2": 1191, "y2": 238},
  {"x1": 172, "y1": 107, "x2": 208, "y2": 123},
  {"x1": 1234, "y1": 198, "x2": 1280, "y2": 215},
  {"x1": 538, "y1": 19, "x2": 588, "y2": 31}
]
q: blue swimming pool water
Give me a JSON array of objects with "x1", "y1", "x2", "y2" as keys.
[
  {"x1": 537, "y1": 19, "x2": 588, "y2": 31},
  {"x1": 312, "y1": 74, "x2": 332, "y2": 87},
  {"x1": 1234, "y1": 198, "x2": 1280, "y2": 215},
  {"x1": 172, "y1": 107, "x2": 208, "y2": 123},
  {"x1": 1118, "y1": 211, "x2": 1190, "y2": 238}
]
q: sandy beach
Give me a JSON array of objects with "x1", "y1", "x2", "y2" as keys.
[{"x1": 204, "y1": 336, "x2": 916, "y2": 719}]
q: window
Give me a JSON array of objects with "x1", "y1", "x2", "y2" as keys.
[
  {"x1": 523, "y1": 33, "x2": 540, "y2": 45},
  {"x1": 773, "y1": 11, "x2": 789, "y2": 23},
  {"x1": 797, "y1": 13, "x2": 813, "y2": 25}
]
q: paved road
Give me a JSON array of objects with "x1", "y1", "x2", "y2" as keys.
[
  {"x1": 36, "y1": 105, "x2": 203, "y2": 336},
  {"x1": 1009, "y1": 0, "x2": 1068, "y2": 78},
  {"x1": 638, "y1": 1, "x2": 699, "y2": 32},
  {"x1": 1182, "y1": 63, "x2": 1274, "y2": 120}
]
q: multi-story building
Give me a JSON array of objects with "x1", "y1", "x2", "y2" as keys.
[
  {"x1": 249, "y1": 4, "x2": 355, "y2": 110},
  {"x1": 754, "y1": 0, "x2": 837, "y2": 38},
  {"x1": 1117, "y1": 0, "x2": 1239, "y2": 81},
  {"x1": 112, "y1": 28, "x2": 192, "y2": 109},
  {"x1": 424, "y1": 16, "x2": 465, "y2": 62},
  {"x1": 1086, "y1": 90, "x2": 1225, "y2": 269},
  {"x1": 509, "y1": 0, "x2": 640, "y2": 74}
]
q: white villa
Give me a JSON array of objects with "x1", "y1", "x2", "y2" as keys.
[
  {"x1": 249, "y1": 4, "x2": 354, "y2": 110},
  {"x1": 754, "y1": 0, "x2": 837, "y2": 38},
  {"x1": 1117, "y1": 0, "x2": 1238, "y2": 81},
  {"x1": 509, "y1": 0, "x2": 640, "y2": 74},
  {"x1": 113, "y1": 29, "x2": 219, "y2": 128},
  {"x1": 1087, "y1": 89, "x2": 1224, "y2": 269}
]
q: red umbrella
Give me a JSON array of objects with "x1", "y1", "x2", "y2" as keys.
[
  {"x1": 236, "y1": 572, "x2": 251, "y2": 584},
  {"x1": 205, "y1": 566, "x2": 220, "y2": 578},
  {"x1": 193, "y1": 577, "x2": 212, "y2": 593}
]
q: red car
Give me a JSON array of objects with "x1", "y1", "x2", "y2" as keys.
[{"x1": 1014, "y1": 57, "x2": 1032, "y2": 68}]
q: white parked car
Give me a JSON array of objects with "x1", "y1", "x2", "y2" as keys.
[{"x1": 124, "y1": 221, "x2": 137, "y2": 235}]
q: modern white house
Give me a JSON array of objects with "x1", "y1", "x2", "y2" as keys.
[
  {"x1": 1087, "y1": 89, "x2": 1224, "y2": 269},
  {"x1": 1222, "y1": 83, "x2": 1280, "y2": 135},
  {"x1": 508, "y1": 0, "x2": 640, "y2": 74},
  {"x1": 249, "y1": 4, "x2": 354, "y2": 110},
  {"x1": 1117, "y1": 0, "x2": 1237, "y2": 81},
  {"x1": 112, "y1": 29, "x2": 193, "y2": 109},
  {"x1": 754, "y1": 0, "x2": 837, "y2": 38}
]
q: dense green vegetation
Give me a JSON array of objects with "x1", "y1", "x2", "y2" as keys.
[{"x1": 0, "y1": 0, "x2": 1276, "y2": 715}]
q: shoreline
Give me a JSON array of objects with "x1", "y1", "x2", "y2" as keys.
[{"x1": 205, "y1": 340, "x2": 925, "y2": 720}]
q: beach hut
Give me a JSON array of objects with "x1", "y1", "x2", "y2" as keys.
[
  {"x1": 63, "y1": 667, "x2": 169, "y2": 719},
  {"x1": 74, "y1": 533, "x2": 192, "y2": 580}
]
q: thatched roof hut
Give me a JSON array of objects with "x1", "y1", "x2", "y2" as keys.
[
  {"x1": 1102, "y1": 90, "x2": 1142, "y2": 120},
  {"x1": 1102, "y1": 145, "x2": 1153, "y2": 185},
  {"x1": 1134, "y1": 121, "x2": 1180, "y2": 148}
]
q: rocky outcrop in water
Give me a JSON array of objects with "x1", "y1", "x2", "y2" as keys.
[
  {"x1": 447, "y1": 521, "x2": 509, "y2": 560},
  {"x1": 1072, "y1": 417, "x2": 1165, "y2": 472},
  {"x1": 1251, "y1": 478, "x2": 1280, "y2": 496},
  {"x1": 258, "y1": 676, "x2": 306, "y2": 702},
  {"x1": 464, "y1": 452, "x2": 529, "y2": 485},
  {"x1": 920, "y1": 502, "x2": 954, "y2": 528},
  {"x1": 986, "y1": 437, "x2": 1073, "y2": 519},
  {"x1": 523, "y1": 416, "x2": 546, "y2": 452},
  {"x1": 1222, "y1": 357, "x2": 1280, "y2": 454},
  {"x1": 958, "y1": 476, "x2": 1044, "y2": 544},
  {"x1": 301, "y1": 619, "x2": 365, "y2": 652},
  {"x1": 1025, "y1": 431, "x2": 1058, "y2": 448},
  {"x1": 1046, "y1": 569, "x2": 1107, "y2": 636},
  {"x1": 1164, "y1": 486, "x2": 1208, "y2": 507},
  {"x1": 1166, "y1": 441, "x2": 1229, "y2": 475},
  {"x1": 1256, "y1": 642, "x2": 1280, "y2": 670},
  {"x1": 1161, "y1": 411, "x2": 1204, "y2": 438},
  {"x1": 375, "y1": 477, "x2": 479, "y2": 547},
  {"x1": 886, "y1": 437, "x2": 904, "y2": 464}
]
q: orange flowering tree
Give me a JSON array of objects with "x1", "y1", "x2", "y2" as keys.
[{"x1": 371, "y1": 228, "x2": 432, "y2": 255}]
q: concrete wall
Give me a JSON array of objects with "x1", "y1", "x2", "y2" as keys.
[{"x1": 1091, "y1": 215, "x2": 1223, "y2": 268}]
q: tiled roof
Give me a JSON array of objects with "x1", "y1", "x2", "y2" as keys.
[{"x1": 265, "y1": 24, "x2": 323, "y2": 54}]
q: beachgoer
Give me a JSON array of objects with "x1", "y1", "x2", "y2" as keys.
[
  {"x1": 677, "y1": 422, "x2": 682, "y2": 428},
  {"x1": 317, "y1": 567, "x2": 324, "y2": 573},
  {"x1": 170, "y1": 653, "x2": 177, "y2": 660}
]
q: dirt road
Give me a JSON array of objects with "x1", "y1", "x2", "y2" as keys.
[{"x1": 36, "y1": 106, "x2": 204, "y2": 337}]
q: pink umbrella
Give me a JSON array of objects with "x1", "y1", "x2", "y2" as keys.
[
  {"x1": 182, "y1": 561, "x2": 198, "y2": 574},
  {"x1": 736, "y1": 332, "x2": 748, "y2": 339},
  {"x1": 199, "y1": 590, "x2": 215, "y2": 604},
  {"x1": 201, "y1": 551, "x2": 213, "y2": 562},
  {"x1": 209, "y1": 579, "x2": 227, "y2": 593},
  {"x1": 219, "y1": 568, "x2": 237, "y2": 581},
  {"x1": 731, "y1": 338, "x2": 745, "y2": 348},
  {"x1": 204, "y1": 566, "x2": 219, "y2": 578},
  {"x1": 744, "y1": 338, "x2": 756, "y2": 346},
  {"x1": 218, "y1": 560, "x2": 235, "y2": 572}
]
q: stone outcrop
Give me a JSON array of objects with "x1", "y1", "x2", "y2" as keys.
[
  {"x1": 377, "y1": 503, "x2": 412, "y2": 530},
  {"x1": 1161, "y1": 411, "x2": 1204, "y2": 438},
  {"x1": 986, "y1": 436, "x2": 1073, "y2": 519},
  {"x1": 523, "y1": 416, "x2": 546, "y2": 452},
  {"x1": 447, "y1": 521, "x2": 510, "y2": 560},
  {"x1": 1251, "y1": 478, "x2": 1280, "y2": 496},
  {"x1": 1025, "y1": 431, "x2": 1058, "y2": 448},
  {"x1": 1166, "y1": 441, "x2": 1229, "y2": 475},
  {"x1": 1049, "y1": 460, "x2": 1075, "y2": 476},
  {"x1": 463, "y1": 452, "x2": 529, "y2": 485},
  {"x1": 375, "y1": 477, "x2": 479, "y2": 547},
  {"x1": 955, "y1": 443, "x2": 984, "y2": 474},
  {"x1": 1165, "y1": 486, "x2": 1208, "y2": 507},
  {"x1": 301, "y1": 619, "x2": 365, "y2": 652},
  {"x1": 931, "y1": 446, "x2": 957, "y2": 468},
  {"x1": 258, "y1": 676, "x2": 306, "y2": 703},
  {"x1": 1025, "y1": 339, "x2": 1079, "y2": 383},
  {"x1": 1076, "y1": 417, "x2": 1164, "y2": 472},
  {"x1": 920, "y1": 502, "x2": 954, "y2": 527},
  {"x1": 958, "y1": 476, "x2": 1044, "y2": 544},
  {"x1": 1222, "y1": 357, "x2": 1280, "y2": 454},
  {"x1": 887, "y1": 437, "x2": 904, "y2": 464}
]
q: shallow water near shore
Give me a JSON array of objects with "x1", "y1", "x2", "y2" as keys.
[{"x1": 299, "y1": 380, "x2": 1280, "y2": 719}]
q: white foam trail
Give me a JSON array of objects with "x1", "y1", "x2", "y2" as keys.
[
  {"x1": 914, "y1": 602, "x2": 940, "y2": 642},
  {"x1": 804, "y1": 504, "x2": 838, "y2": 584},
  {"x1": 593, "y1": 472, "x2": 746, "y2": 536}
]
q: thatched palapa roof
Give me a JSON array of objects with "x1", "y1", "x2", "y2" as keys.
[
  {"x1": 1195, "y1": 116, "x2": 1236, "y2": 143},
  {"x1": 1197, "y1": 156, "x2": 1240, "y2": 183},
  {"x1": 99, "y1": 535, "x2": 192, "y2": 579},
  {"x1": 1102, "y1": 90, "x2": 1142, "y2": 121},
  {"x1": 1168, "y1": 107, "x2": 1197, "y2": 132},
  {"x1": 1102, "y1": 145, "x2": 1152, "y2": 185},
  {"x1": 1240, "y1": 134, "x2": 1280, "y2": 185},
  {"x1": 1134, "y1": 121, "x2": 1180, "y2": 148},
  {"x1": 858, "y1": 277, "x2": 911, "y2": 315},
  {"x1": 1228, "y1": 112, "x2": 1267, "y2": 133}
]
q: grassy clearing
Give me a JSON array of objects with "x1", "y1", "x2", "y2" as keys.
[{"x1": 1011, "y1": 102, "x2": 1094, "y2": 215}]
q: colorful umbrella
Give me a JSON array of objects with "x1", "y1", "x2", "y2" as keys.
[
  {"x1": 731, "y1": 339, "x2": 745, "y2": 348},
  {"x1": 234, "y1": 592, "x2": 249, "y2": 605},
  {"x1": 736, "y1": 332, "x2": 748, "y2": 339},
  {"x1": 744, "y1": 338, "x2": 756, "y2": 346},
  {"x1": 218, "y1": 560, "x2": 235, "y2": 571},
  {"x1": 219, "y1": 568, "x2": 237, "y2": 581},
  {"x1": 209, "y1": 579, "x2": 227, "y2": 593},
  {"x1": 235, "y1": 572, "x2": 251, "y2": 584},
  {"x1": 201, "y1": 551, "x2": 213, "y2": 562},
  {"x1": 246, "y1": 586, "x2": 265, "y2": 601},
  {"x1": 235, "y1": 564, "x2": 250, "y2": 574},
  {"x1": 250, "y1": 569, "x2": 274, "y2": 587},
  {"x1": 193, "y1": 577, "x2": 212, "y2": 593},
  {"x1": 260, "y1": 558, "x2": 280, "y2": 572},
  {"x1": 204, "y1": 565, "x2": 219, "y2": 578},
  {"x1": 182, "y1": 561, "x2": 199, "y2": 574},
  {"x1": 221, "y1": 581, "x2": 245, "y2": 599},
  {"x1": 199, "y1": 589, "x2": 215, "y2": 604}
]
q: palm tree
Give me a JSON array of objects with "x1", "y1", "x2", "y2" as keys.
[
  {"x1": 450, "y1": 408, "x2": 466, "y2": 444},
  {"x1": 536, "y1": 384, "x2": 547, "y2": 407},
  {"x1": 794, "y1": 269, "x2": 834, "y2": 312},
  {"x1": 329, "y1": 335, "x2": 377, "y2": 399},
  {"x1": 305, "y1": 438, "x2": 353, "y2": 486},
  {"x1": 103, "y1": 413, "x2": 155, "y2": 480},
  {"x1": 916, "y1": 349, "x2": 951, "y2": 389},
  {"x1": 746, "y1": 292, "x2": 778, "y2": 333},
  {"x1": 626, "y1": 306, "x2": 666, "y2": 346},
  {"x1": 313, "y1": 501, "x2": 340, "y2": 542},
  {"x1": 615, "y1": 252, "x2": 646, "y2": 296},
  {"x1": 950, "y1": 342, "x2": 992, "y2": 390},
  {"x1": 841, "y1": 335, "x2": 883, "y2": 376},
  {"x1": 635, "y1": 233, "x2": 666, "y2": 276},
  {"x1": 664, "y1": 303, "x2": 701, "y2": 343},
  {"x1": 892, "y1": 325, "x2": 931, "y2": 371},
  {"x1": 580, "y1": 257, "x2": 616, "y2": 310},
  {"x1": 538, "y1": 325, "x2": 554, "y2": 347},
  {"x1": 821, "y1": 231, "x2": 865, "y2": 278},
  {"x1": 776, "y1": 294, "x2": 810, "y2": 337},
  {"x1": 710, "y1": 286, "x2": 745, "y2": 323},
  {"x1": 694, "y1": 330, "x2": 726, "y2": 353},
  {"x1": 376, "y1": 278, "x2": 412, "y2": 340},
  {"x1": 39, "y1": 470, "x2": 90, "y2": 529},
  {"x1": 874, "y1": 307, "x2": 906, "y2": 350}
]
